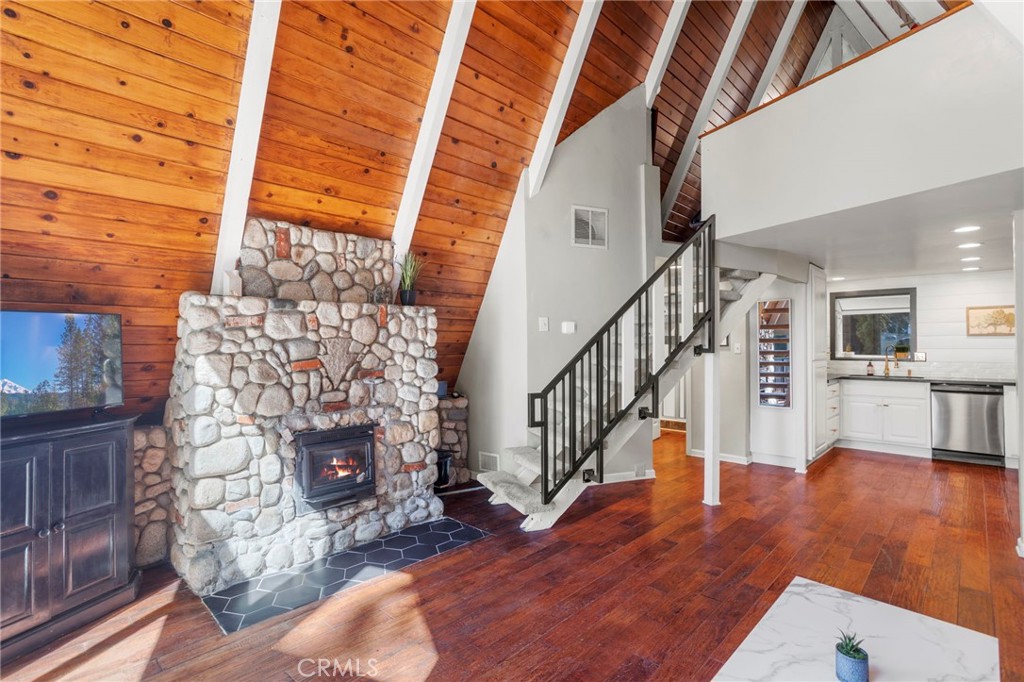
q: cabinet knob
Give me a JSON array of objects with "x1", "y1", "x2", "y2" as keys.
[
  {"x1": 52, "y1": 521, "x2": 66, "y2": 534},
  {"x1": 37, "y1": 528, "x2": 50, "y2": 539}
]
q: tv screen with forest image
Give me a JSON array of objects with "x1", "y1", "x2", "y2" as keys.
[{"x1": 1, "y1": 311, "x2": 124, "y2": 418}]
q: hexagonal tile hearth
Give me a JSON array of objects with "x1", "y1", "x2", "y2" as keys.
[{"x1": 201, "y1": 517, "x2": 487, "y2": 634}]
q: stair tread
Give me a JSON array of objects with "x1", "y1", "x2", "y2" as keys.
[
  {"x1": 722, "y1": 268, "x2": 759, "y2": 280},
  {"x1": 493, "y1": 479, "x2": 555, "y2": 515},
  {"x1": 719, "y1": 289, "x2": 742, "y2": 301},
  {"x1": 477, "y1": 470, "x2": 521, "y2": 494},
  {"x1": 506, "y1": 446, "x2": 543, "y2": 474}
]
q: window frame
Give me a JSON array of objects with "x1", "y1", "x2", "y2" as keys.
[{"x1": 570, "y1": 205, "x2": 609, "y2": 250}]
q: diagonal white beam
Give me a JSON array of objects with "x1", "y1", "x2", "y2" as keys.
[
  {"x1": 211, "y1": 0, "x2": 281, "y2": 295},
  {"x1": 860, "y1": 0, "x2": 906, "y2": 39},
  {"x1": 391, "y1": 0, "x2": 476, "y2": 267},
  {"x1": 748, "y1": 0, "x2": 807, "y2": 111},
  {"x1": 661, "y1": 0, "x2": 756, "y2": 227},
  {"x1": 527, "y1": 0, "x2": 604, "y2": 198},
  {"x1": 898, "y1": 0, "x2": 944, "y2": 24},
  {"x1": 645, "y1": 0, "x2": 693, "y2": 108},
  {"x1": 835, "y1": 0, "x2": 887, "y2": 47}
]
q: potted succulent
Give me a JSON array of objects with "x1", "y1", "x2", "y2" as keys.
[
  {"x1": 835, "y1": 630, "x2": 869, "y2": 682},
  {"x1": 398, "y1": 252, "x2": 425, "y2": 306}
]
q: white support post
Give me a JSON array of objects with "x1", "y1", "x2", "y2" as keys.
[
  {"x1": 748, "y1": 0, "x2": 807, "y2": 111},
  {"x1": 660, "y1": 0, "x2": 756, "y2": 227},
  {"x1": 644, "y1": 0, "x2": 693, "y2": 108},
  {"x1": 835, "y1": 0, "x2": 887, "y2": 47},
  {"x1": 1014, "y1": 209, "x2": 1024, "y2": 559},
  {"x1": 860, "y1": 0, "x2": 906, "y2": 39},
  {"x1": 527, "y1": 0, "x2": 603, "y2": 198},
  {"x1": 702, "y1": 267, "x2": 721, "y2": 506},
  {"x1": 391, "y1": 0, "x2": 476, "y2": 276},
  {"x1": 899, "y1": 0, "x2": 944, "y2": 24},
  {"x1": 211, "y1": 0, "x2": 281, "y2": 295}
]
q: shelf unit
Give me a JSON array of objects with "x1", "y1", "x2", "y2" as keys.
[{"x1": 758, "y1": 299, "x2": 791, "y2": 407}]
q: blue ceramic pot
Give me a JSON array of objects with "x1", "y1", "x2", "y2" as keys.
[{"x1": 835, "y1": 645, "x2": 869, "y2": 682}]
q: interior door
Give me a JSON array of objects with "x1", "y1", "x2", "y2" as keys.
[
  {"x1": 50, "y1": 430, "x2": 129, "y2": 614},
  {"x1": 0, "y1": 443, "x2": 51, "y2": 639}
]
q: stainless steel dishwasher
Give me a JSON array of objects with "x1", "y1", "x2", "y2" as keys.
[{"x1": 931, "y1": 383, "x2": 1005, "y2": 466}]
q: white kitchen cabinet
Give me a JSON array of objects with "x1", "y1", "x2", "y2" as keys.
[
  {"x1": 809, "y1": 266, "x2": 828, "y2": 361},
  {"x1": 1005, "y1": 386, "x2": 1019, "y2": 465},
  {"x1": 839, "y1": 380, "x2": 931, "y2": 453}
]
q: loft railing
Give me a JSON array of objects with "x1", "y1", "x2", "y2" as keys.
[{"x1": 528, "y1": 216, "x2": 716, "y2": 503}]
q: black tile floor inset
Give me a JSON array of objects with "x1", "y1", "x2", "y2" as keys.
[{"x1": 201, "y1": 516, "x2": 488, "y2": 634}]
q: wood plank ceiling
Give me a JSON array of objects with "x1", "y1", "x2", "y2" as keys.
[
  {"x1": 408, "y1": 1, "x2": 581, "y2": 386},
  {"x1": 657, "y1": 0, "x2": 833, "y2": 241},
  {"x1": 246, "y1": 1, "x2": 450, "y2": 238},
  {"x1": 0, "y1": 0, "x2": 252, "y2": 416}
]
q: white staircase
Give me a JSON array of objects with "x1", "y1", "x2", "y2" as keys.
[{"x1": 478, "y1": 220, "x2": 776, "y2": 531}]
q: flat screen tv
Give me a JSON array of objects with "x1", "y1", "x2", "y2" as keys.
[{"x1": 0, "y1": 310, "x2": 124, "y2": 419}]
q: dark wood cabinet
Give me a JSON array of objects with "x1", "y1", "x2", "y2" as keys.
[{"x1": 0, "y1": 415, "x2": 141, "y2": 662}]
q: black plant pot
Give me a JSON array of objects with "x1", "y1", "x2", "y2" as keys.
[{"x1": 400, "y1": 289, "x2": 417, "y2": 306}]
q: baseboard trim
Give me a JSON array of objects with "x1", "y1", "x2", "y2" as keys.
[
  {"x1": 688, "y1": 448, "x2": 751, "y2": 466},
  {"x1": 806, "y1": 446, "x2": 839, "y2": 472},
  {"x1": 598, "y1": 469, "x2": 657, "y2": 484},
  {"x1": 750, "y1": 451, "x2": 797, "y2": 469},
  {"x1": 834, "y1": 439, "x2": 931, "y2": 459}
]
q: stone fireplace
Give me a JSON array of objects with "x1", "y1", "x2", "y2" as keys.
[{"x1": 164, "y1": 220, "x2": 444, "y2": 595}]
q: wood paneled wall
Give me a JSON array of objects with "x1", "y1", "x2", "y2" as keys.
[
  {"x1": 763, "y1": 0, "x2": 834, "y2": 103},
  {"x1": 657, "y1": 0, "x2": 835, "y2": 241},
  {"x1": 0, "y1": 0, "x2": 252, "y2": 416},
  {"x1": 408, "y1": 1, "x2": 580, "y2": 386},
  {"x1": 246, "y1": 1, "x2": 450, "y2": 237},
  {"x1": 558, "y1": 0, "x2": 671, "y2": 143}
]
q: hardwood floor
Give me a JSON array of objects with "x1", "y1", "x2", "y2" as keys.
[{"x1": 5, "y1": 433, "x2": 1022, "y2": 681}]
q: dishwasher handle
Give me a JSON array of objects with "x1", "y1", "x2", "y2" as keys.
[{"x1": 930, "y1": 383, "x2": 1004, "y2": 395}]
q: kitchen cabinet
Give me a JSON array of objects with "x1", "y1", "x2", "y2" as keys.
[
  {"x1": 1005, "y1": 386, "x2": 1019, "y2": 465},
  {"x1": 839, "y1": 380, "x2": 930, "y2": 451}
]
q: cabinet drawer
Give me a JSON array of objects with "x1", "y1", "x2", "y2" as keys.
[
  {"x1": 827, "y1": 383, "x2": 841, "y2": 400},
  {"x1": 827, "y1": 415, "x2": 841, "y2": 441}
]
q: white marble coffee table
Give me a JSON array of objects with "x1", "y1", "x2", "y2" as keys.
[{"x1": 714, "y1": 577, "x2": 1000, "y2": 681}]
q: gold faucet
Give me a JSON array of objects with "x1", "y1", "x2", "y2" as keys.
[{"x1": 884, "y1": 344, "x2": 900, "y2": 377}]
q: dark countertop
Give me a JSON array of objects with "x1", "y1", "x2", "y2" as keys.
[{"x1": 828, "y1": 375, "x2": 1016, "y2": 387}]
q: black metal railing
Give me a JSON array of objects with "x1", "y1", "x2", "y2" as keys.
[{"x1": 528, "y1": 216, "x2": 716, "y2": 503}]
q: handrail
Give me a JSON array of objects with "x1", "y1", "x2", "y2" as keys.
[{"x1": 528, "y1": 216, "x2": 717, "y2": 503}]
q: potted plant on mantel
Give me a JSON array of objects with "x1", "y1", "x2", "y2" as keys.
[
  {"x1": 398, "y1": 252, "x2": 425, "y2": 306},
  {"x1": 835, "y1": 630, "x2": 869, "y2": 682}
]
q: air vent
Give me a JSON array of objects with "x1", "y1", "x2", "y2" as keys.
[
  {"x1": 478, "y1": 451, "x2": 499, "y2": 472},
  {"x1": 572, "y1": 205, "x2": 608, "y2": 249}
]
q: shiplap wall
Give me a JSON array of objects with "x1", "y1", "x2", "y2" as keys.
[
  {"x1": 828, "y1": 270, "x2": 1017, "y2": 379},
  {"x1": 0, "y1": 0, "x2": 252, "y2": 417}
]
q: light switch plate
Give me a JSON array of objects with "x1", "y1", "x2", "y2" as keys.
[
  {"x1": 561, "y1": 321, "x2": 577, "y2": 334},
  {"x1": 913, "y1": 352, "x2": 927, "y2": 362},
  {"x1": 732, "y1": 341, "x2": 742, "y2": 355},
  {"x1": 538, "y1": 316, "x2": 549, "y2": 332}
]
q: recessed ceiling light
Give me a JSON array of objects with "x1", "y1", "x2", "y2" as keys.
[
  {"x1": 957, "y1": 242, "x2": 982, "y2": 249},
  {"x1": 961, "y1": 256, "x2": 981, "y2": 262},
  {"x1": 954, "y1": 225, "x2": 981, "y2": 233},
  {"x1": 962, "y1": 267, "x2": 980, "y2": 272},
  {"x1": 830, "y1": 277, "x2": 846, "y2": 281}
]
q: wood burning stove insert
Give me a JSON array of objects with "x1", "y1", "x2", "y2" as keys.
[{"x1": 294, "y1": 425, "x2": 376, "y2": 510}]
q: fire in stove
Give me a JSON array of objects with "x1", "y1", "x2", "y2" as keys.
[{"x1": 320, "y1": 455, "x2": 366, "y2": 483}]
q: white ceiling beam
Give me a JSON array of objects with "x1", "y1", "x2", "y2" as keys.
[
  {"x1": 527, "y1": 0, "x2": 604, "y2": 198},
  {"x1": 211, "y1": 0, "x2": 281, "y2": 295},
  {"x1": 860, "y1": 0, "x2": 906, "y2": 39},
  {"x1": 835, "y1": 0, "x2": 887, "y2": 47},
  {"x1": 748, "y1": 0, "x2": 808, "y2": 111},
  {"x1": 660, "y1": 0, "x2": 757, "y2": 227},
  {"x1": 644, "y1": 0, "x2": 693, "y2": 108},
  {"x1": 391, "y1": 0, "x2": 476, "y2": 264},
  {"x1": 898, "y1": 0, "x2": 945, "y2": 24},
  {"x1": 800, "y1": 7, "x2": 871, "y2": 83}
]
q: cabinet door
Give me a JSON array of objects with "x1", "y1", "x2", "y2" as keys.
[
  {"x1": 50, "y1": 429, "x2": 129, "y2": 614},
  {"x1": 810, "y1": 266, "x2": 828, "y2": 361},
  {"x1": 883, "y1": 398, "x2": 930, "y2": 447},
  {"x1": 0, "y1": 444, "x2": 51, "y2": 639},
  {"x1": 841, "y1": 397, "x2": 884, "y2": 441},
  {"x1": 813, "y1": 364, "x2": 828, "y2": 451}
]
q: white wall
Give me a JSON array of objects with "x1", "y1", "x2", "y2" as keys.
[
  {"x1": 702, "y1": 6, "x2": 1024, "y2": 240},
  {"x1": 525, "y1": 86, "x2": 651, "y2": 389},
  {"x1": 748, "y1": 279, "x2": 809, "y2": 467},
  {"x1": 456, "y1": 174, "x2": 529, "y2": 471},
  {"x1": 827, "y1": 270, "x2": 1017, "y2": 380},
  {"x1": 688, "y1": 319, "x2": 750, "y2": 462}
]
